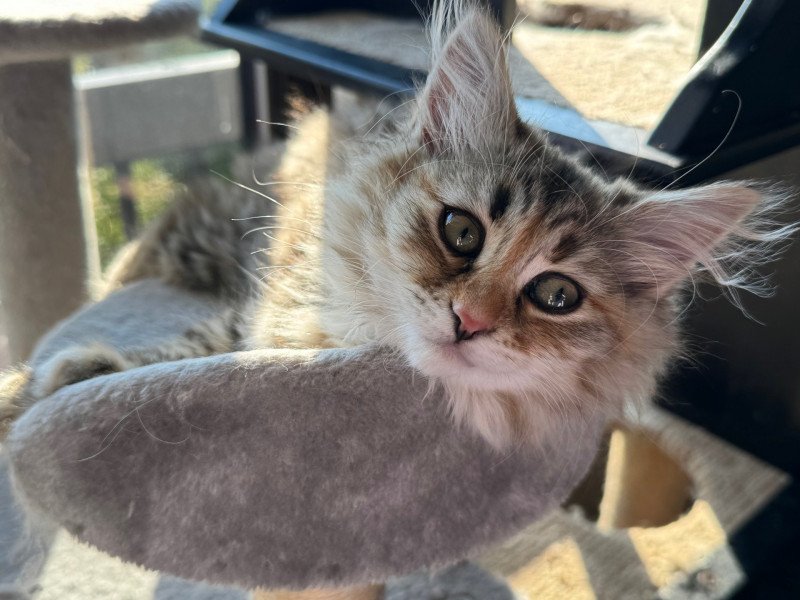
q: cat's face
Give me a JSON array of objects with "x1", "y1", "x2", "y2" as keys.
[
  {"x1": 323, "y1": 4, "x2": 781, "y2": 449},
  {"x1": 366, "y1": 136, "x2": 677, "y2": 449},
  {"x1": 382, "y1": 144, "x2": 627, "y2": 392}
]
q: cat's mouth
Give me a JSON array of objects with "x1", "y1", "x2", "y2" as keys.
[
  {"x1": 408, "y1": 326, "x2": 510, "y2": 382},
  {"x1": 432, "y1": 340, "x2": 476, "y2": 369},
  {"x1": 409, "y1": 334, "x2": 486, "y2": 379},
  {"x1": 409, "y1": 331, "x2": 530, "y2": 392}
]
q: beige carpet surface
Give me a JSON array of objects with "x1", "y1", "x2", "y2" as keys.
[
  {"x1": 517, "y1": 0, "x2": 706, "y2": 128},
  {"x1": 271, "y1": 0, "x2": 706, "y2": 129},
  {"x1": 268, "y1": 11, "x2": 571, "y2": 109}
]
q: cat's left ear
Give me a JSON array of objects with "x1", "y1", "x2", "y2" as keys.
[
  {"x1": 619, "y1": 182, "x2": 764, "y2": 293},
  {"x1": 418, "y1": 7, "x2": 519, "y2": 153}
]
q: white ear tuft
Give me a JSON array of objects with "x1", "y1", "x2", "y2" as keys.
[
  {"x1": 419, "y1": 2, "x2": 517, "y2": 153},
  {"x1": 618, "y1": 182, "x2": 794, "y2": 299}
]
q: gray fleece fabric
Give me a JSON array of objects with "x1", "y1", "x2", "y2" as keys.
[
  {"x1": 0, "y1": 1, "x2": 199, "y2": 65},
  {"x1": 6, "y1": 281, "x2": 605, "y2": 591},
  {"x1": 29, "y1": 279, "x2": 228, "y2": 369}
]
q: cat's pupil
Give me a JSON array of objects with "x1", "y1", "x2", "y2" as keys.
[
  {"x1": 550, "y1": 288, "x2": 566, "y2": 308},
  {"x1": 457, "y1": 227, "x2": 473, "y2": 247}
]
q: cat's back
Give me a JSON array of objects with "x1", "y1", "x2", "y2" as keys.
[{"x1": 244, "y1": 97, "x2": 391, "y2": 349}]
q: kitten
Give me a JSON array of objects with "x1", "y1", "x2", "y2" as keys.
[{"x1": 3, "y1": 1, "x2": 792, "y2": 451}]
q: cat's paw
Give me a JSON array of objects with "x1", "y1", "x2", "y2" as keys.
[
  {"x1": 33, "y1": 344, "x2": 132, "y2": 399},
  {"x1": 0, "y1": 365, "x2": 33, "y2": 440}
]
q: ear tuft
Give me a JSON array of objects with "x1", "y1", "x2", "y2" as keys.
[
  {"x1": 616, "y1": 182, "x2": 795, "y2": 300},
  {"x1": 419, "y1": 2, "x2": 517, "y2": 153}
]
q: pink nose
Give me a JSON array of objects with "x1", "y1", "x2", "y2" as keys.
[{"x1": 452, "y1": 303, "x2": 492, "y2": 341}]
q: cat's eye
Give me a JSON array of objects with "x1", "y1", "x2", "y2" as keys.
[
  {"x1": 526, "y1": 273, "x2": 582, "y2": 314},
  {"x1": 440, "y1": 208, "x2": 484, "y2": 257}
]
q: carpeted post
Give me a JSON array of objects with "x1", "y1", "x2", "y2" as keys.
[
  {"x1": 254, "y1": 585, "x2": 383, "y2": 600},
  {"x1": 0, "y1": 1, "x2": 200, "y2": 362},
  {"x1": 0, "y1": 60, "x2": 94, "y2": 362}
]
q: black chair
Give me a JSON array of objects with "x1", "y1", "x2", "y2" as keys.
[
  {"x1": 649, "y1": 0, "x2": 800, "y2": 181},
  {"x1": 202, "y1": 0, "x2": 514, "y2": 144}
]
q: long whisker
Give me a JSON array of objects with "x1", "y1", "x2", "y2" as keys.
[{"x1": 209, "y1": 170, "x2": 287, "y2": 210}]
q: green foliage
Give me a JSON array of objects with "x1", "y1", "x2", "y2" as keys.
[
  {"x1": 91, "y1": 145, "x2": 236, "y2": 268},
  {"x1": 92, "y1": 166, "x2": 126, "y2": 269}
]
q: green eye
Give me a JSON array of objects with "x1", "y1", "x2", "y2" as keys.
[
  {"x1": 440, "y1": 208, "x2": 484, "y2": 257},
  {"x1": 526, "y1": 273, "x2": 582, "y2": 313}
]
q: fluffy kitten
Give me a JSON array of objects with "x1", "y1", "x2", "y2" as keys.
[{"x1": 2, "y1": 1, "x2": 792, "y2": 451}]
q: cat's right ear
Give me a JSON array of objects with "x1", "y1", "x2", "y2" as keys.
[
  {"x1": 418, "y1": 4, "x2": 518, "y2": 154},
  {"x1": 617, "y1": 182, "x2": 792, "y2": 296}
]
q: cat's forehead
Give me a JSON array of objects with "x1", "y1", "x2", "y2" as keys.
[
  {"x1": 408, "y1": 146, "x2": 620, "y2": 284},
  {"x1": 424, "y1": 143, "x2": 606, "y2": 215}
]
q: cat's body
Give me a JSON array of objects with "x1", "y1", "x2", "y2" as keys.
[{"x1": 2, "y1": 1, "x2": 793, "y2": 451}]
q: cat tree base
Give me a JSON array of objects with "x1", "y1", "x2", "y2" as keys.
[{"x1": 478, "y1": 406, "x2": 789, "y2": 599}]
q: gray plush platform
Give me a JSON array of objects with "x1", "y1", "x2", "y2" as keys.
[
  {"x1": 8, "y1": 347, "x2": 603, "y2": 589},
  {"x1": 6, "y1": 280, "x2": 606, "y2": 592}
]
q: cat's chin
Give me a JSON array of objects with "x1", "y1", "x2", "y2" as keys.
[
  {"x1": 406, "y1": 338, "x2": 516, "y2": 391},
  {"x1": 404, "y1": 336, "x2": 587, "y2": 451},
  {"x1": 428, "y1": 340, "x2": 476, "y2": 370}
]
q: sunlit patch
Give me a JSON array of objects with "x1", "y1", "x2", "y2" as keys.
[
  {"x1": 628, "y1": 500, "x2": 727, "y2": 589},
  {"x1": 37, "y1": 529, "x2": 159, "y2": 598},
  {"x1": 596, "y1": 428, "x2": 693, "y2": 530},
  {"x1": 506, "y1": 537, "x2": 596, "y2": 600}
]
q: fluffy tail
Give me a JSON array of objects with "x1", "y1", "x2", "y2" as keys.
[
  {"x1": 0, "y1": 177, "x2": 274, "y2": 434},
  {"x1": 0, "y1": 366, "x2": 33, "y2": 441},
  {"x1": 102, "y1": 176, "x2": 273, "y2": 301}
]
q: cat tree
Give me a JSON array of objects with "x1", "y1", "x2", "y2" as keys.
[{"x1": 0, "y1": 0, "x2": 199, "y2": 363}]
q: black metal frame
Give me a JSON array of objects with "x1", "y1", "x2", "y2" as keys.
[
  {"x1": 205, "y1": 0, "x2": 514, "y2": 141},
  {"x1": 201, "y1": 0, "x2": 678, "y2": 184},
  {"x1": 203, "y1": 0, "x2": 800, "y2": 184},
  {"x1": 649, "y1": 0, "x2": 800, "y2": 174}
]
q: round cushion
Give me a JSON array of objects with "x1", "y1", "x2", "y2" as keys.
[{"x1": 6, "y1": 280, "x2": 606, "y2": 590}]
